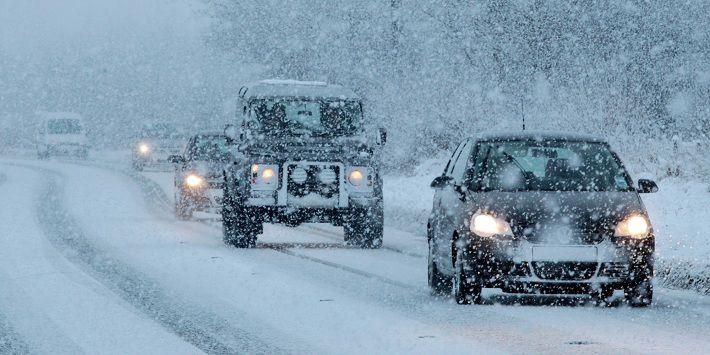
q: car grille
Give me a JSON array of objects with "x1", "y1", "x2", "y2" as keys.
[
  {"x1": 286, "y1": 164, "x2": 340, "y2": 198},
  {"x1": 531, "y1": 262, "x2": 598, "y2": 281},
  {"x1": 519, "y1": 226, "x2": 608, "y2": 245}
]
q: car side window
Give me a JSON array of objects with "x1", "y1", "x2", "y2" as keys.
[
  {"x1": 184, "y1": 138, "x2": 195, "y2": 160},
  {"x1": 444, "y1": 141, "x2": 465, "y2": 176},
  {"x1": 450, "y1": 140, "x2": 473, "y2": 183}
]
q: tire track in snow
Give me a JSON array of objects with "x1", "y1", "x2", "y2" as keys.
[
  {"x1": 0, "y1": 313, "x2": 31, "y2": 355},
  {"x1": 13, "y1": 162, "x2": 283, "y2": 355}
]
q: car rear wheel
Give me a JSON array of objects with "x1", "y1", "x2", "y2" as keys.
[
  {"x1": 428, "y1": 237, "x2": 452, "y2": 295},
  {"x1": 344, "y1": 204, "x2": 383, "y2": 249},
  {"x1": 453, "y1": 249, "x2": 482, "y2": 305}
]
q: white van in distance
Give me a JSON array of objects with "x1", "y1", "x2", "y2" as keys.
[{"x1": 36, "y1": 112, "x2": 89, "y2": 159}]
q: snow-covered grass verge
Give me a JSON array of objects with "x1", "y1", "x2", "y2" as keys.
[{"x1": 384, "y1": 159, "x2": 710, "y2": 295}]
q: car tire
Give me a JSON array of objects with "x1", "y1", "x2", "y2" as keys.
[
  {"x1": 344, "y1": 203, "x2": 383, "y2": 249},
  {"x1": 624, "y1": 280, "x2": 653, "y2": 307},
  {"x1": 428, "y1": 237, "x2": 452, "y2": 295},
  {"x1": 77, "y1": 148, "x2": 88, "y2": 160},
  {"x1": 132, "y1": 161, "x2": 144, "y2": 171},
  {"x1": 175, "y1": 191, "x2": 193, "y2": 220},
  {"x1": 453, "y1": 249, "x2": 482, "y2": 305},
  {"x1": 222, "y1": 204, "x2": 259, "y2": 248},
  {"x1": 591, "y1": 285, "x2": 614, "y2": 306}
]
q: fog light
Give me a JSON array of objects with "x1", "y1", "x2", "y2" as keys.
[
  {"x1": 319, "y1": 167, "x2": 337, "y2": 184},
  {"x1": 291, "y1": 167, "x2": 308, "y2": 183}
]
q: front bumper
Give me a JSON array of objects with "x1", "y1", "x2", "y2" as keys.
[
  {"x1": 466, "y1": 234, "x2": 654, "y2": 292},
  {"x1": 183, "y1": 180, "x2": 224, "y2": 212},
  {"x1": 246, "y1": 161, "x2": 376, "y2": 209}
]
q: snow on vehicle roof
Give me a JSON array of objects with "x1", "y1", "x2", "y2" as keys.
[
  {"x1": 475, "y1": 130, "x2": 607, "y2": 143},
  {"x1": 258, "y1": 79, "x2": 328, "y2": 86},
  {"x1": 241, "y1": 79, "x2": 360, "y2": 100},
  {"x1": 192, "y1": 132, "x2": 226, "y2": 138}
]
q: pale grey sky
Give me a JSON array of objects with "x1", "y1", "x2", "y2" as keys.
[{"x1": 0, "y1": 0, "x2": 204, "y2": 53}]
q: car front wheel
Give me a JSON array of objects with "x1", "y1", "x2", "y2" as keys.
[
  {"x1": 625, "y1": 279, "x2": 653, "y2": 307},
  {"x1": 453, "y1": 249, "x2": 482, "y2": 305},
  {"x1": 175, "y1": 191, "x2": 193, "y2": 220}
]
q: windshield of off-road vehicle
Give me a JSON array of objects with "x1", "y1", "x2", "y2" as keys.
[
  {"x1": 189, "y1": 136, "x2": 230, "y2": 161},
  {"x1": 252, "y1": 99, "x2": 362, "y2": 135},
  {"x1": 48, "y1": 119, "x2": 82, "y2": 134},
  {"x1": 477, "y1": 141, "x2": 632, "y2": 192}
]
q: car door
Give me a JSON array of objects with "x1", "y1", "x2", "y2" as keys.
[
  {"x1": 435, "y1": 139, "x2": 474, "y2": 272},
  {"x1": 430, "y1": 143, "x2": 462, "y2": 242},
  {"x1": 176, "y1": 137, "x2": 194, "y2": 188}
]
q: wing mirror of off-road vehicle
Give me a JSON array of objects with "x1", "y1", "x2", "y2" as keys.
[
  {"x1": 378, "y1": 127, "x2": 387, "y2": 145},
  {"x1": 224, "y1": 124, "x2": 239, "y2": 144},
  {"x1": 637, "y1": 179, "x2": 659, "y2": 193},
  {"x1": 430, "y1": 175, "x2": 453, "y2": 189}
]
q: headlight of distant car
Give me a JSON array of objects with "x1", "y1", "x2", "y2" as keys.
[
  {"x1": 470, "y1": 212, "x2": 513, "y2": 238},
  {"x1": 251, "y1": 163, "x2": 279, "y2": 191},
  {"x1": 184, "y1": 174, "x2": 205, "y2": 188},
  {"x1": 138, "y1": 143, "x2": 150, "y2": 155},
  {"x1": 614, "y1": 214, "x2": 651, "y2": 238}
]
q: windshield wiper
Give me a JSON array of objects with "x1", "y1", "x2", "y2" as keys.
[{"x1": 501, "y1": 152, "x2": 532, "y2": 191}]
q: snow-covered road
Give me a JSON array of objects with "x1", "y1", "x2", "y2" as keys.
[{"x1": 2, "y1": 158, "x2": 710, "y2": 354}]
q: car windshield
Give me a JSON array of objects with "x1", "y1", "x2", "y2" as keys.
[
  {"x1": 140, "y1": 124, "x2": 180, "y2": 139},
  {"x1": 189, "y1": 136, "x2": 230, "y2": 161},
  {"x1": 251, "y1": 98, "x2": 362, "y2": 136},
  {"x1": 477, "y1": 141, "x2": 632, "y2": 192},
  {"x1": 48, "y1": 119, "x2": 82, "y2": 134}
]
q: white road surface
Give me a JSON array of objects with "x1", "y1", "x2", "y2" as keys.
[{"x1": 1, "y1": 158, "x2": 710, "y2": 354}]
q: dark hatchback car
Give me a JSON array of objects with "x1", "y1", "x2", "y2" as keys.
[
  {"x1": 169, "y1": 133, "x2": 231, "y2": 220},
  {"x1": 427, "y1": 132, "x2": 658, "y2": 306}
]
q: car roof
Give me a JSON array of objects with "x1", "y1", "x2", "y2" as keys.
[
  {"x1": 191, "y1": 132, "x2": 226, "y2": 139},
  {"x1": 37, "y1": 112, "x2": 83, "y2": 122},
  {"x1": 473, "y1": 131, "x2": 607, "y2": 143},
  {"x1": 240, "y1": 79, "x2": 360, "y2": 100}
]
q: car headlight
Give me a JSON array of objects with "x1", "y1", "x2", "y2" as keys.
[
  {"x1": 138, "y1": 143, "x2": 150, "y2": 155},
  {"x1": 347, "y1": 166, "x2": 373, "y2": 188},
  {"x1": 470, "y1": 212, "x2": 513, "y2": 238},
  {"x1": 348, "y1": 169, "x2": 364, "y2": 186},
  {"x1": 614, "y1": 214, "x2": 650, "y2": 238},
  {"x1": 184, "y1": 174, "x2": 204, "y2": 188},
  {"x1": 251, "y1": 163, "x2": 279, "y2": 190}
]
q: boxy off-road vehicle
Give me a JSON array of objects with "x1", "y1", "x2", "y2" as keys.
[{"x1": 221, "y1": 80, "x2": 386, "y2": 248}]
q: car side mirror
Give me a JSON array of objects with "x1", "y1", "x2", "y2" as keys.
[
  {"x1": 224, "y1": 124, "x2": 238, "y2": 144},
  {"x1": 637, "y1": 179, "x2": 658, "y2": 193},
  {"x1": 168, "y1": 155, "x2": 185, "y2": 164},
  {"x1": 430, "y1": 175, "x2": 453, "y2": 189},
  {"x1": 378, "y1": 127, "x2": 387, "y2": 145}
]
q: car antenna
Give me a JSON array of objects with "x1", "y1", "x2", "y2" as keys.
[{"x1": 520, "y1": 96, "x2": 526, "y2": 131}]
